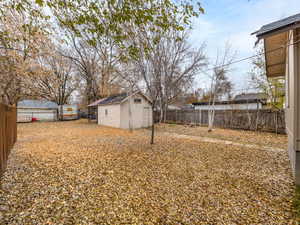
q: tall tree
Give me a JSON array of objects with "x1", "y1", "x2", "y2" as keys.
[
  {"x1": 120, "y1": 19, "x2": 206, "y2": 143},
  {"x1": 157, "y1": 31, "x2": 207, "y2": 122},
  {"x1": 0, "y1": 7, "x2": 50, "y2": 105},
  {"x1": 27, "y1": 46, "x2": 79, "y2": 120},
  {"x1": 207, "y1": 44, "x2": 235, "y2": 132}
]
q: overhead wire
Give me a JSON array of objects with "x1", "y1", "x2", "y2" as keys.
[{"x1": 202, "y1": 36, "x2": 300, "y2": 73}]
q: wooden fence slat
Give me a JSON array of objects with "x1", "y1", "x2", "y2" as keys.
[
  {"x1": 0, "y1": 103, "x2": 17, "y2": 176},
  {"x1": 155, "y1": 109, "x2": 286, "y2": 134}
]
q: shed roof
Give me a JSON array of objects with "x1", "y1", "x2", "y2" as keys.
[
  {"x1": 18, "y1": 100, "x2": 58, "y2": 109},
  {"x1": 253, "y1": 13, "x2": 300, "y2": 37},
  {"x1": 98, "y1": 93, "x2": 128, "y2": 105},
  {"x1": 88, "y1": 98, "x2": 107, "y2": 107},
  {"x1": 88, "y1": 91, "x2": 152, "y2": 107}
]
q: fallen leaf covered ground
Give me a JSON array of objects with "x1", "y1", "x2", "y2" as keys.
[
  {"x1": 0, "y1": 120, "x2": 296, "y2": 224},
  {"x1": 155, "y1": 123, "x2": 288, "y2": 149}
]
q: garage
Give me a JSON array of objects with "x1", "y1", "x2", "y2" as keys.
[{"x1": 17, "y1": 100, "x2": 58, "y2": 122}]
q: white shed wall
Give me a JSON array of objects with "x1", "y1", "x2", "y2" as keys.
[
  {"x1": 98, "y1": 104, "x2": 121, "y2": 128},
  {"x1": 120, "y1": 93, "x2": 152, "y2": 129}
]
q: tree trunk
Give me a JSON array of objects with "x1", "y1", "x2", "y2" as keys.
[
  {"x1": 208, "y1": 109, "x2": 215, "y2": 132},
  {"x1": 60, "y1": 104, "x2": 64, "y2": 121},
  {"x1": 151, "y1": 106, "x2": 155, "y2": 144},
  {"x1": 159, "y1": 106, "x2": 164, "y2": 123},
  {"x1": 128, "y1": 90, "x2": 133, "y2": 132},
  {"x1": 164, "y1": 102, "x2": 168, "y2": 123}
]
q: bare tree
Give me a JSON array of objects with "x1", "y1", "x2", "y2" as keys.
[
  {"x1": 157, "y1": 31, "x2": 207, "y2": 122},
  {"x1": 207, "y1": 44, "x2": 235, "y2": 132},
  {"x1": 120, "y1": 21, "x2": 207, "y2": 143},
  {"x1": 27, "y1": 47, "x2": 79, "y2": 120}
]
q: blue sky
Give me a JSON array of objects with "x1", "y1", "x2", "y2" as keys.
[{"x1": 190, "y1": 0, "x2": 300, "y2": 93}]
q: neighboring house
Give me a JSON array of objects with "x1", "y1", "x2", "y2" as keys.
[
  {"x1": 92, "y1": 92, "x2": 153, "y2": 129},
  {"x1": 17, "y1": 100, "x2": 58, "y2": 122},
  {"x1": 155, "y1": 105, "x2": 182, "y2": 111},
  {"x1": 167, "y1": 105, "x2": 182, "y2": 110},
  {"x1": 234, "y1": 93, "x2": 267, "y2": 103},
  {"x1": 193, "y1": 93, "x2": 266, "y2": 110},
  {"x1": 253, "y1": 13, "x2": 300, "y2": 184},
  {"x1": 181, "y1": 104, "x2": 195, "y2": 110}
]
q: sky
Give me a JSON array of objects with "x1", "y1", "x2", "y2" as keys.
[{"x1": 189, "y1": 0, "x2": 300, "y2": 94}]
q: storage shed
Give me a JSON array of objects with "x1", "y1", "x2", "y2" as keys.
[
  {"x1": 92, "y1": 92, "x2": 153, "y2": 129},
  {"x1": 17, "y1": 100, "x2": 58, "y2": 122}
]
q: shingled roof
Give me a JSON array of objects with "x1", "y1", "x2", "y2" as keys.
[
  {"x1": 18, "y1": 100, "x2": 58, "y2": 109},
  {"x1": 87, "y1": 98, "x2": 107, "y2": 107},
  {"x1": 193, "y1": 93, "x2": 267, "y2": 106},
  {"x1": 234, "y1": 93, "x2": 267, "y2": 101},
  {"x1": 99, "y1": 93, "x2": 128, "y2": 105},
  {"x1": 88, "y1": 93, "x2": 128, "y2": 107},
  {"x1": 252, "y1": 13, "x2": 300, "y2": 37},
  {"x1": 88, "y1": 91, "x2": 152, "y2": 107}
]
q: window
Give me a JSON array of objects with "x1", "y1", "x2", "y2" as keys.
[
  {"x1": 105, "y1": 109, "x2": 108, "y2": 116},
  {"x1": 134, "y1": 98, "x2": 142, "y2": 104}
]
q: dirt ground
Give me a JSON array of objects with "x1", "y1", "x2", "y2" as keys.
[{"x1": 0, "y1": 120, "x2": 296, "y2": 224}]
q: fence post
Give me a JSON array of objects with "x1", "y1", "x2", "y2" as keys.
[
  {"x1": 0, "y1": 103, "x2": 17, "y2": 176},
  {"x1": 275, "y1": 111, "x2": 278, "y2": 134}
]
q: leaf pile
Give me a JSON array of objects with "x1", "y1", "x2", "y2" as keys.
[
  {"x1": 155, "y1": 123, "x2": 288, "y2": 149},
  {"x1": 0, "y1": 120, "x2": 296, "y2": 224}
]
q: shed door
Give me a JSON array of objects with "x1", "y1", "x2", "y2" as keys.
[{"x1": 143, "y1": 107, "x2": 150, "y2": 127}]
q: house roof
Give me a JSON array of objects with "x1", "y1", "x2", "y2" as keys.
[
  {"x1": 252, "y1": 13, "x2": 300, "y2": 78},
  {"x1": 234, "y1": 93, "x2": 267, "y2": 101},
  {"x1": 193, "y1": 93, "x2": 267, "y2": 106},
  {"x1": 192, "y1": 99, "x2": 264, "y2": 106},
  {"x1": 88, "y1": 91, "x2": 152, "y2": 107},
  {"x1": 252, "y1": 13, "x2": 300, "y2": 37},
  {"x1": 18, "y1": 100, "x2": 58, "y2": 109}
]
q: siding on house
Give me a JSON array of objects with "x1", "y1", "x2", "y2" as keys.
[
  {"x1": 285, "y1": 28, "x2": 300, "y2": 179},
  {"x1": 194, "y1": 102, "x2": 263, "y2": 111},
  {"x1": 17, "y1": 100, "x2": 58, "y2": 122},
  {"x1": 286, "y1": 29, "x2": 296, "y2": 173},
  {"x1": 254, "y1": 13, "x2": 300, "y2": 184},
  {"x1": 98, "y1": 104, "x2": 121, "y2": 128},
  {"x1": 17, "y1": 108, "x2": 57, "y2": 122}
]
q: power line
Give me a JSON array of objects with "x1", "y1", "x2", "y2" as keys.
[{"x1": 202, "y1": 38, "x2": 300, "y2": 73}]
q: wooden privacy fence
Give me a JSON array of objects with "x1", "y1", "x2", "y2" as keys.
[
  {"x1": 0, "y1": 103, "x2": 17, "y2": 175},
  {"x1": 155, "y1": 109, "x2": 286, "y2": 134}
]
